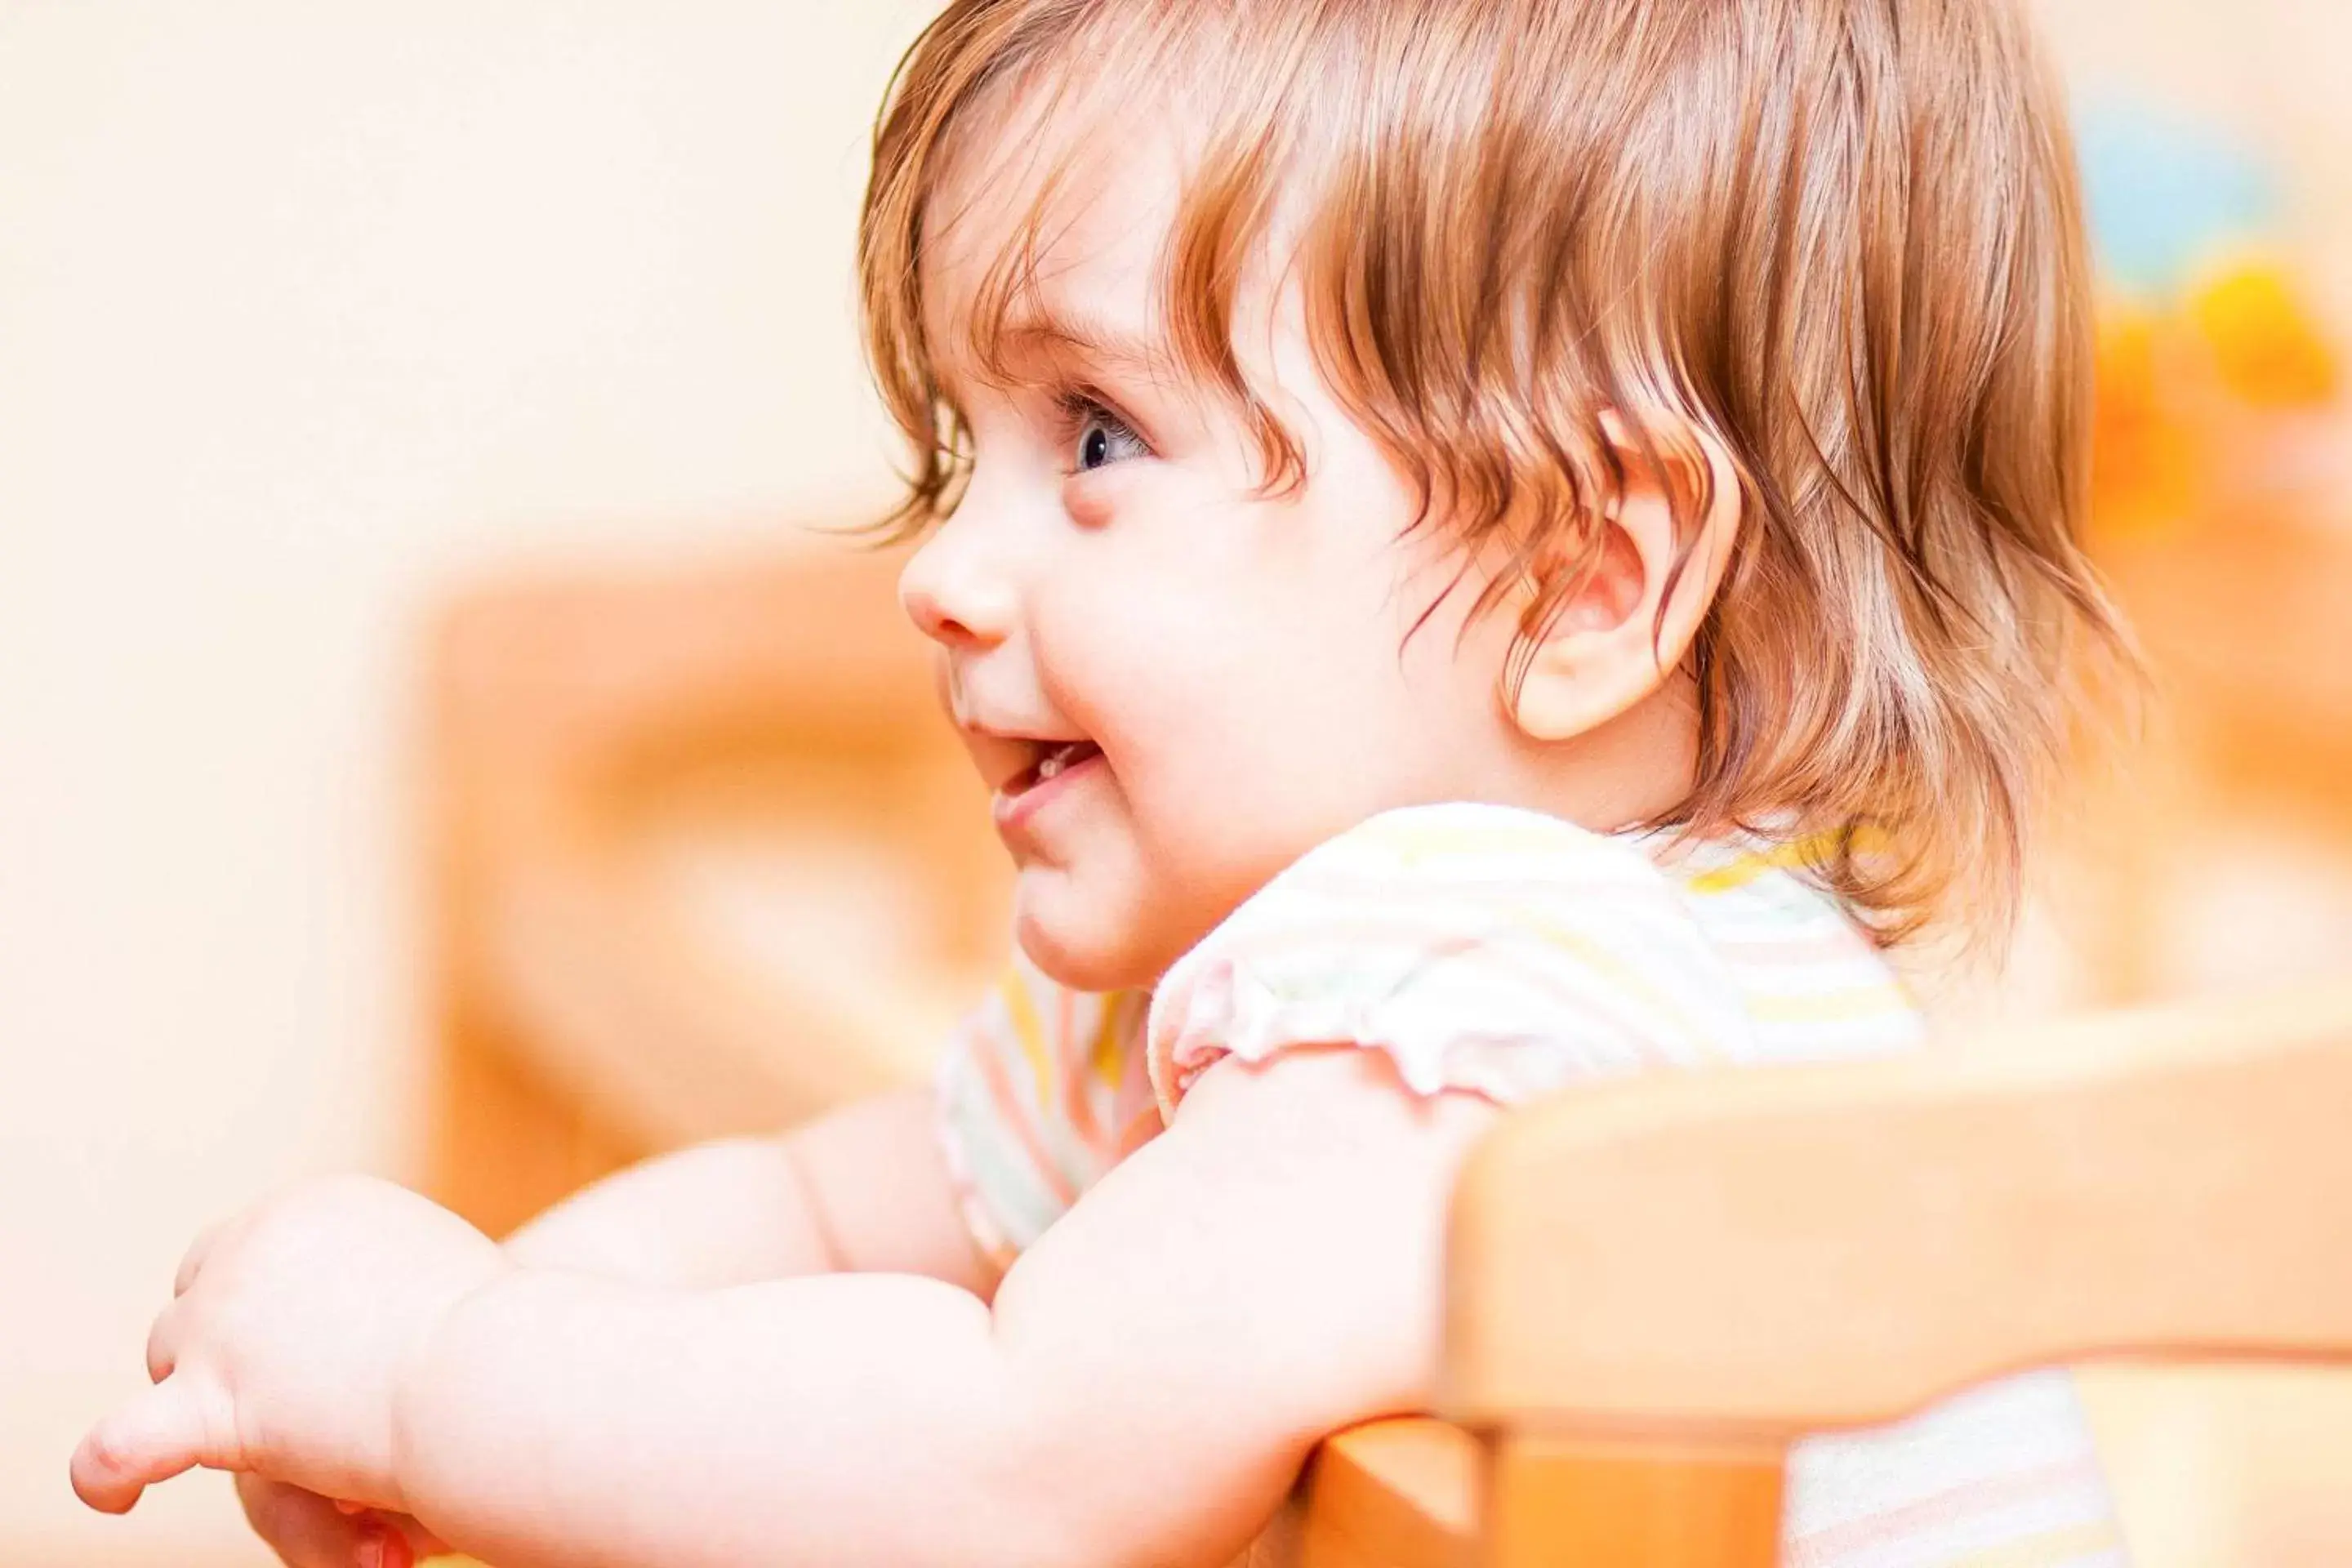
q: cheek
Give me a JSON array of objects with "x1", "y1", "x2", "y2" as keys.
[
  {"x1": 1068, "y1": 597, "x2": 1392, "y2": 875},
  {"x1": 1027, "y1": 483, "x2": 1496, "y2": 938},
  {"x1": 1082, "y1": 530, "x2": 1432, "y2": 751},
  {"x1": 1029, "y1": 570, "x2": 1295, "y2": 911},
  {"x1": 1037, "y1": 515, "x2": 1264, "y2": 744}
]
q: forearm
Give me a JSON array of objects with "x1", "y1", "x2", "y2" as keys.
[
  {"x1": 495, "y1": 1085, "x2": 977, "y2": 1293},
  {"x1": 498, "y1": 1134, "x2": 838, "y2": 1289},
  {"x1": 392, "y1": 1269, "x2": 1079, "y2": 1568}
]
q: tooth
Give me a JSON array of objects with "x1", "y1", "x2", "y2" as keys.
[{"x1": 1036, "y1": 751, "x2": 1065, "y2": 782}]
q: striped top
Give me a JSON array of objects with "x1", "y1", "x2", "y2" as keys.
[{"x1": 933, "y1": 802, "x2": 2127, "y2": 1567}]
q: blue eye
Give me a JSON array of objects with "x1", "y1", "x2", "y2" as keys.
[{"x1": 1062, "y1": 394, "x2": 1149, "y2": 473}]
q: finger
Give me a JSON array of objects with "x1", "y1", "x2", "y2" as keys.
[
  {"x1": 70, "y1": 1379, "x2": 226, "y2": 1514},
  {"x1": 358, "y1": 1521, "x2": 416, "y2": 1568},
  {"x1": 390, "y1": 1512, "x2": 452, "y2": 1560},
  {"x1": 237, "y1": 1476, "x2": 378, "y2": 1568},
  {"x1": 174, "y1": 1218, "x2": 227, "y2": 1296},
  {"x1": 143, "y1": 1303, "x2": 181, "y2": 1384},
  {"x1": 354, "y1": 1512, "x2": 448, "y2": 1568}
]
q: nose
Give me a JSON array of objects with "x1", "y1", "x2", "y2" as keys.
[{"x1": 898, "y1": 514, "x2": 1018, "y2": 652}]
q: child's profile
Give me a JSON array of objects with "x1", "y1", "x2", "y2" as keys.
[{"x1": 74, "y1": 2, "x2": 2132, "y2": 1564}]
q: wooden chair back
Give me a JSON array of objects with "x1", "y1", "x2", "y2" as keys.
[{"x1": 1301, "y1": 986, "x2": 2352, "y2": 1566}]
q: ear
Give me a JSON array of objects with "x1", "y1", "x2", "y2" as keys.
[{"x1": 1508, "y1": 411, "x2": 1742, "y2": 743}]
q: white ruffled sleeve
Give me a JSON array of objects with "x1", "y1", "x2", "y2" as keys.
[{"x1": 1143, "y1": 802, "x2": 1760, "y2": 1122}]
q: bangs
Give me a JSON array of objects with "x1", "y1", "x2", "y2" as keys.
[{"x1": 860, "y1": 2, "x2": 1332, "y2": 541}]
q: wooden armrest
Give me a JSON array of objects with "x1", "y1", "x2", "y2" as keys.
[
  {"x1": 1302, "y1": 1419, "x2": 1476, "y2": 1568},
  {"x1": 1305, "y1": 987, "x2": 2352, "y2": 1568},
  {"x1": 1445, "y1": 984, "x2": 2352, "y2": 1439}
]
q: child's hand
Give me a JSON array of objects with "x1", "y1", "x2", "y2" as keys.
[
  {"x1": 71, "y1": 1174, "x2": 506, "y2": 1519},
  {"x1": 237, "y1": 1476, "x2": 450, "y2": 1568}
]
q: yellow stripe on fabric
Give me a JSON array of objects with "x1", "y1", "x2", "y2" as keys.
[
  {"x1": 1747, "y1": 984, "x2": 1913, "y2": 1025},
  {"x1": 1089, "y1": 1000, "x2": 1126, "y2": 1091},
  {"x1": 967, "y1": 1019, "x2": 1079, "y2": 1208},
  {"x1": 996, "y1": 971, "x2": 1061, "y2": 1119},
  {"x1": 1679, "y1": 826, "x2": 1891, "y2": 895},
  {"x1": 1512, "y1": 915, "x2": 1726, "y2": 1062},
  {"x1": 1948, "y1": 1521, "x2": 2125, "y2": 1568}
]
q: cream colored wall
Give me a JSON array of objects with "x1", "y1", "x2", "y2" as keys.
[
  {"x1": 4, "y1": 2, "x2": 2348, "y2": 1565},
  {"x1": 0, "y1": 2, "x2": 929, "y2": 1561}
]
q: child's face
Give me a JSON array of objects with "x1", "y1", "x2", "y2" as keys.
[{"x1": 900, "y1": 108, "x2": 1526, "y2": 993}]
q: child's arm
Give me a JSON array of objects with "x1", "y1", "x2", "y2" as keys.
[
  {"x1": 392, "y1": 1043, "x2": 1499, "y2": 1568},
  {"x1": 497, "y1": 1085, "x2": 994, "y2": 1296},
  {"x1": 224, "y1": 1085, "x2": 991, "y2": 1568}
]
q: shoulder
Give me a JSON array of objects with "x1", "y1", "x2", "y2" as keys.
[
  {"x1": 1144, "y1": 803, "x2": 1760, "y2": 1117},
  {"x1": 1635, "y1": 826, "x2": 1928, "y2": 1060},
  {"x1": 1158, "y1": 800, "x2": 1690, "y2": 959}
]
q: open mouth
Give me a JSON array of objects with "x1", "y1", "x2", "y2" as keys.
[{"x1": 1003, "y1": 738, "x2": 1103, "y2": 798}]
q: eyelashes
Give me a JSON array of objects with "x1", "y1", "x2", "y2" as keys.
[
  {"x1": 1052, "y1": 387, "x2": 1153, "y2": 474},
  {"x1": 916, "y1": 385, "x2": 1153, "y2": 501}
]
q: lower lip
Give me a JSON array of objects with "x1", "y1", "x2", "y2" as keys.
[{"x1": 992, "y1": 751, "x2": 1105, "y2": 836}]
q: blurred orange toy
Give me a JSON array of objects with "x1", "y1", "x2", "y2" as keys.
[{"x1": 2078, "y1": 103, "x2": 2340, "y2": 539}]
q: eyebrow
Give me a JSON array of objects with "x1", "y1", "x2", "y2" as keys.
[{"x1": 984, "y1": 301, "x2": 1174, "y2": 385}]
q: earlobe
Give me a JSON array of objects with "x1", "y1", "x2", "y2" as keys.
[
  {"x1": 1512, "y1": 635, "x2": 1667, "y2": 742},
  {"x1": 1506, "y1": 412, "x2": 1742, "y2": 744},
  {"x1": 1510, "y1": 522, "x2": 1663, "y2": 742}
]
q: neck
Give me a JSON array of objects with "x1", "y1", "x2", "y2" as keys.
[{"x1": 1499, "y1": 671, "x2": 1703, "y2": 833}]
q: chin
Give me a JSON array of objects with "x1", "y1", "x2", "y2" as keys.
[{"x1": 1010, "y1": 871, "x2": 1171, "y2": 995}]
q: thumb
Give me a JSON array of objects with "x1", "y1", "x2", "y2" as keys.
[{"x1": 71, "y1": 1375, "x2": 235, "y2": 1514}]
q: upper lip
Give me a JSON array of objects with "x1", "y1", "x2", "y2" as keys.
[{"x1": 956, "y1": 718, "x2": 1096, "y2": 795}]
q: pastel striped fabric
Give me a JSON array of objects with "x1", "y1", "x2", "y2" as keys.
[{"x1": 933, "y1": 802, "x2": 2127, "y2": 1567}]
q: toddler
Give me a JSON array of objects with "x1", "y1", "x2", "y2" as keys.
[{"x1": 76, "y1": 0, "x2": 2132, "y2": 1563}]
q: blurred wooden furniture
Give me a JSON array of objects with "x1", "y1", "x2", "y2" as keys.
[
  {"x1": 2099, "y1": 514, "x2": 2352, "y2": 835},
  {"x1": 1301, "y1": 984, "x2": 2352, "y2": 1567},
  {"x1": 2069, "y1": 508, "x2": 2352, "y2": 1005},
  {"x1": 423, "y1": 541, "x2": 1004, "y2": 1236}
]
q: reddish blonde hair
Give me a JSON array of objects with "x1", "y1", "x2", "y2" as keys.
[{"x1": 858, "y1": 0, "x2": 2126, "y2": 946}]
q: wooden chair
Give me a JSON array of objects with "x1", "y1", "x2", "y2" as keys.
[{"x1": 1299, "y1": 984, "x2": 2352, "y2": 1566}]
